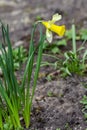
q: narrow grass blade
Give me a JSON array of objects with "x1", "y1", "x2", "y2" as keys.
[{"x1": 72, "y1": 24, "x2": 76, "y2": 54}]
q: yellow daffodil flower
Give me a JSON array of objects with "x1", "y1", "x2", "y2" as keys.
[{"x1": 42, "y1": 13, "x2": 65, "y2": 43}]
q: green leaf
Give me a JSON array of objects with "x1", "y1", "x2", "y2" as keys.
[
  {"x1": 57, "y1": 39, "x2": 67, "y2": 46},
  {"x1": 51, "y1": 47, "x2": 60, "y2": 54},
  {"x1": 80, "y1": 29, "x2": 87, "y2": 40},
  {"x1": 43, "y1": 42, "x2": 48, "y2": 50},
  {"x1": 65, "y1": 29, "x2": 72, "y2": 40}
]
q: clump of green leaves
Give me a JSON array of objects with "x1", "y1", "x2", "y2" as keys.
[
  {"x1": 65, "y1": 123, "x2": 72, "y2": 130},
  {"x1": 0, "y1": 22, "x2": 45, "y2": 129},
  {"x1": 79, "y1": 29, "x2": 87, "y2": 40},
  {"x1": 61, "y1": 51, "x2": 82, "y2": 76},
  {"x1": 56, "y1": 128, "x2": 61, "y2": 130},
  {"x1": 43, "y1": 39, "x2": 67, "y2": 54},
  {"x1": 47, "y1": 91, "x2": 54, "y2": 97},
  {"x1": 0, "y1": 46, "x2": 27, "y2": 71},
  {"x1": 61, "y1": 24, "x2": 87, "y2": 77},
  {"x1": 13, "y1": 46, "x2": 27, "y2": 70},
  {"x1": 80, "y1": 95, "x2": 87, "y2": 119},
  {"x1": 41, "y1": 24, "x2": 87, "y2": 77}
]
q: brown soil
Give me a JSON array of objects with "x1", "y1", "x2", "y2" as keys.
[{"x1": 29, "y1": 75, "x2": 87, "y2": 130}]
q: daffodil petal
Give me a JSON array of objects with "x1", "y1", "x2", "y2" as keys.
[
  {"x1": 52, "y1": 13, "x2": 62, "y2": 23},
  {"x1": 46, "y1": 29, "x2": 53, "y2": 43},
  {"x1": 48, "y1": 20, "x2": 52, "y2": 28}
]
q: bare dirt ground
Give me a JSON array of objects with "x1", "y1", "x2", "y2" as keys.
[
  {"x1": 0, "y1": 0, "x2": 87, "y2": 130},
  {"x1": 29, "y1": 75, "x2": 87, "y2": 130}
]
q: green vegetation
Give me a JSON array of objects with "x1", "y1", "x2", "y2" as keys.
[
  {"x1": 80, "y1": 95, "x2": 87, "y2": 119},
  {"x1": 0, "y1": 22, "x2": 45, "y2": 129},
  {"x1": 61, "y1": 24, "x2": 87, "y2": 76},
  {"x1": 0, "y1": 45, "x2": 27, "y2": 71},
  {"x1": 56, "y1": 128, "x2": 61, "y2": 130},
  {"x1": 13, "y1": 46, "x2": 27, "y2": 70},
  {"x1": 43, "y1": 39, "x2": 67, "y2": 54},
  {"x1": 64, "y1": 123, "x2": 72, "y2": 130},
  {"x1": 42, "y1": 24, "x2": 87, "y2": 77}
]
